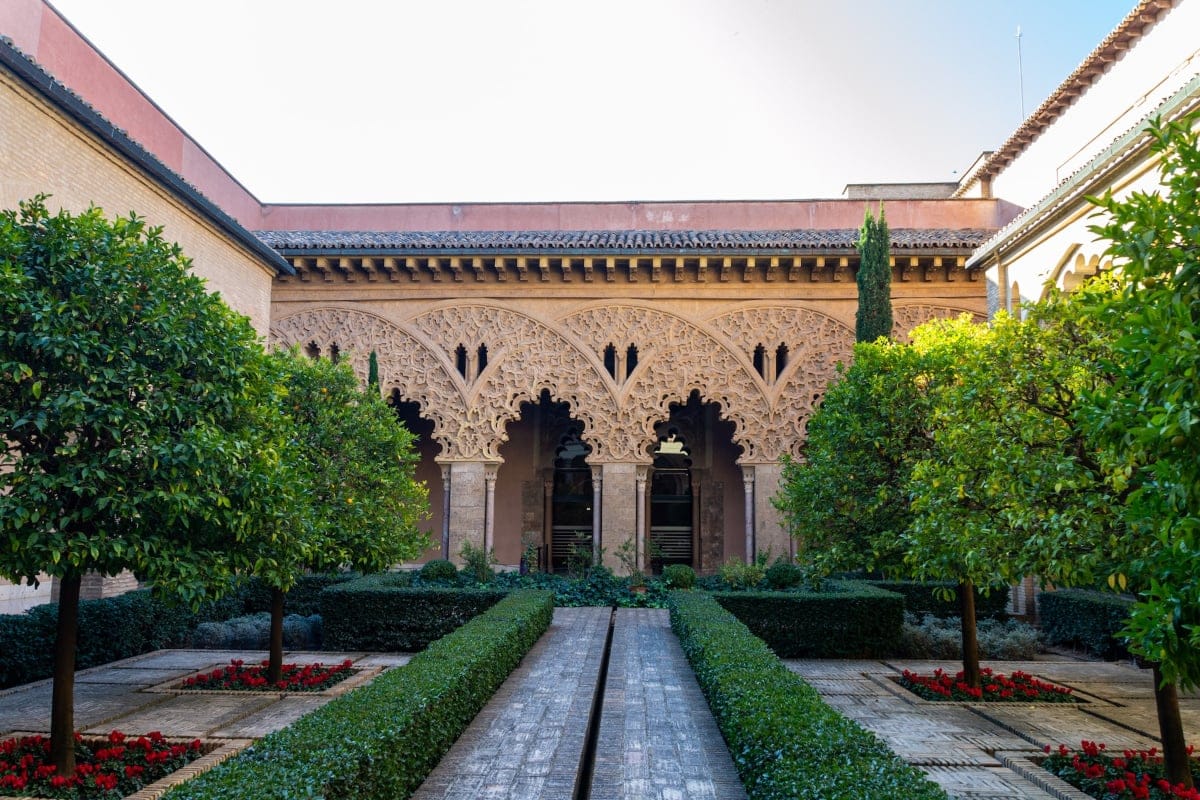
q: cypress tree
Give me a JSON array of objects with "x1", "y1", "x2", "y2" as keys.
[
  {"x1": 855, "y1": 205, "x2": 893, "y2": 343},
  {"x1": 368, "y1": 350, "x2": 380, "y2": 391}
]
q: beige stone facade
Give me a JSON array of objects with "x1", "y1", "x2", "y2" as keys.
[{"x1": 269, "y1": 251, "x2": 988, "y2": 570}]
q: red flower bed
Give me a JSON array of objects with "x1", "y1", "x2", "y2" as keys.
[
  {"x1": 180, "y1": 659, "x2": 355, "y2": 692},
  {"x1": 1043, "y1": 740, "x2": 1200, "y2": 800},
  {"x1": 0, "y1": 730, "x2": 204, "y2": 799},
  {"x1": 898, "y1": 667, "x2": 1076, "y2": 702}
]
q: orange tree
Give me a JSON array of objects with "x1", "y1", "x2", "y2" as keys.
[
  {"x1": 0, "y1": 198, "x2": 272, "y2": 774},
  {"x1": 1075, "y1": 114, "x2": 1200, "y2": 788},
  {"x1": 246, "y1": 349, "x2": 429, "y2": 683}
]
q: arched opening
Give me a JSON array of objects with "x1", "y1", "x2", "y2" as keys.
[
  {"x1": 752, "y1": 343, "x2": 766, "y2": 378},
  {"x1": 454, "y1": 344, "x2": 468, "y2": 378},
  {"x1": 649, "y1": 390, "x2": 744, "y2": 573},
  {"x1": 328, "y1": 343, "x2": 340, "y2": 364},
  {"x1": 389, "y1": 390, "x2": 445, "y2": 562},
  {"x1": 603, "y1": 343, "x2": 617, "y2": 379},
  {"x1": 775, "y1": 343, "x2": 789, "y2": 375},
  {"x1": 305, "y1": 341, "x2": 320, "y2": 360},
  {"x1": 477, "y1": 344, "x2": 489, "y2": 374},
  {"x1": 625, "y1": 344, "x2": 639, "y2": 377},
  {"x1": 495, "y1": 390, "x2": 593, "y2": 571}
]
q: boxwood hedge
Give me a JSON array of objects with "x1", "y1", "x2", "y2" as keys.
[
  {"x1": 168, "y1": 589, "x2": 554, "y2": 800},
  {"x1": 866, "y1": 580, "x2": 1009, "y2": 621},
  {"x1": 1038, "y1": 588, "x2": 1133, "y2": 660},
  {"x1": 668, "y1": 591, "x2": 948, "y2": 800},
  {"x1": 321, "y1": 574, "x2": 509, "y2": 651},
  {"x1": 713, "y1": 581, "x2": 903, "y2": 657}
]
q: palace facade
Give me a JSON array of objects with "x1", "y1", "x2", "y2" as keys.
[{"x1": 2, "y1": 0, "x2": 1195, "y2": 607}]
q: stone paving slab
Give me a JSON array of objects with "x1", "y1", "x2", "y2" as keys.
[
  {"x1": 411, "y1": 606, "x2": 611, "y2": 800},
  {"x1": 0, "y1": 682, "x2": 168, "y2": 734},
  {"x1": 787, "y1": 657, "x2": 1200, "y2": 800},
  {"x1": 122, "y1": 650, "x2": 269, "y2": 670},
  {"x1": 208, "y1": 695, "x2": 330, "y2": 738},
  {"x1": 590, "y1": 608, "x2": 747, "y2": 800},
  {"x1": 73, "y1": 667, "x2": 193, "y2": 686},
  {"x1": 84, "y1": 693, "x2": 276, "y2": 738}
]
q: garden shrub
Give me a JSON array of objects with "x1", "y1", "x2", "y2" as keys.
[
  {"x1": 190, "y1": 613, "x2": 322, "y2": 651},
  {"x1": 321, "y1": 575, "x2": 507, "y2": 651},
  {"x1": 714, "y1": 581, "x2": 903, "y2": 658},
  {"x1": 0, "y1": 588, "x2": 245, "y2": 689},
  {"x1": 764, "y1": 559, "x2": 804, "y2": 591},
  {"x1": 866, "y1": 580, "x2": 1009, "y2": 620},
  {"x1": 459, "y1": 542, "x2": 496, "y2": 584},
  {"x1": 419, "y1": 559, "x2": 459, "y2": 582},
  {"x1": 1038, "y1": 589, "x2": 1133, "y2": 659},
  {"x1": 898, "y1": 613, "x2": 1039, "y2": 660},
  {"x1": 661, "y1": 564, "x2": 696, "y2": 590},
  {"x1": 718, "y1": 557, "x2": 767, "y2": 590},
  {"x1": 240, "y1": 572, "x2": 359, "y2": 617},
  {"x1": 668, "y1": 591, "x2": 948, "y2": 800},
  {"x1": 167, "y1": 590, "x2": 554, "y2": 800}
]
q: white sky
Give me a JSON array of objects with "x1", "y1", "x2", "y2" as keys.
[{"x1": 47, "y1": 0, "x2": 1134, "y2": 203}]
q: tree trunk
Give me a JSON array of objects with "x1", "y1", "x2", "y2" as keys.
[
  {"x1": 959, "y1": 580, "x2": 982, "y2": 689},
  {"x1": 50, "y1": 573, "x2": 81, "y2": 776},
  {"x1": 267, "y1": 587, "x2": 285, "y2": 685},
  {"x1": 1153, "y1": 664, "x2": 1194, "y2": 789}
]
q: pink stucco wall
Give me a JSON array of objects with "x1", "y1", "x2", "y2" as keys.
[{"x1": 259, "y1": 199, "x2": 1020, "y2": 233}]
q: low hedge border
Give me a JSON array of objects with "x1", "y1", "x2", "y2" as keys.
[
  {"x1": 167, "y1": 589, "x2": 554, "y2": 800},
  {"x1": 668, "y1": 591, "x2": 948, "y2": 800},
  {"x1": 0, "y1": 588, "x2": 242, "y2": 689},
  {"x1": 321, "y1": 574, "x2": 509, "y2": 651},
  {"x1": 1038, "y1": 589, "x2": 1133, "y2": 660},
  {"x1": 865, "y1": 580, "x2": 1009, "y2": 621},
  {"x1": 713, "y1": 580, "x2": 903, "y2": 658}
]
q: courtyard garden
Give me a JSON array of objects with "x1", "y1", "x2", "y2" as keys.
[{"x1": 1, "y1": 115, "x2": 1198, "y2": 798}]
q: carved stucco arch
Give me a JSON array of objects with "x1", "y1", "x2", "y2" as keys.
[
  {"x1": 559, "y1": 304, "x2": 766, "y2": 463},
  {"x1": 269, "y1": 306, "x2": 471, "y2": 457},
  {"x1": 410, "y1": 303, "x2": 619, "y2": 462},
  {"x1": 891, "y1": 303, "x2": 987, "y2": 343},
  {"x1": 707, "y1": 304, "x2": 856, "y2": 460}
]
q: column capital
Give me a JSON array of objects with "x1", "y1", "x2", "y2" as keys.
[
  {"x1": 741, "y1": 464, "x2": 756, "y2": 488},
  {"x1": 590, "y1": 464, "x2": 604, "y2": 484}
]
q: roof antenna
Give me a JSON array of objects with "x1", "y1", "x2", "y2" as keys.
[{"x1": 1016, "y1": 25, "x2": 1026, "y2": 121}]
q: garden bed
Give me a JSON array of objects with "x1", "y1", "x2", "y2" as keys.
[
  {"x1": 1040, "y1": 741, "x2": 1200, "y2": 799},
  {"x1": 176, "y1": 659, "x2": 356, "y2": 692},
  {"x1": 896, "y1": 667, "x2": 1077, "y2": 703}
]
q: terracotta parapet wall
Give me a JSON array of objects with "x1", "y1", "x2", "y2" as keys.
[{"x1": 259, "y1": 199, "x2": 1022, "y2": 233}]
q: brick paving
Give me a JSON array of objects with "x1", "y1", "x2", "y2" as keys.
[
  {"x1": 786, "y1": 656, "x2": 1200, "y2": 800},
  {"x1": 590, "y1": 608, "x2": 746, "y2": 800},
  {"x1": 410, "y1": 606, "x2": 611, "y2": 800}
]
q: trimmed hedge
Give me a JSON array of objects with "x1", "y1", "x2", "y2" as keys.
[
  {"x1": 1038, "y1": 589, "x2": 1133, "y2": 660},
  {"x1": 714, "y1": 581, "x2": 903, "y2": 658},
  {"x1": 167, "y1": 590, "x2": 554, "y2": 800},
  {"x1": 668, "y1": 591, "x2": 948, "y2": 800},
  {"x1": 321, "y1": 574, "x2": 507, "y2": 651},
  {"x1": 866, "y1": 580, "x2": 1009, "y2": 620},
  {"x1": 240, "y1": 572, "x2": 360, "y2": 617},
  {"x1": 0, "y1": 588, "x2": 242, "y2": 689}
]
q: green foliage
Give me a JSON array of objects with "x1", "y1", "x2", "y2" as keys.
[
  {"x1": 1038, "y1": 589, "x2": 1133, "y2": 660},
  {"x1": 488, "y1": 567, "x2": 671, "y2": 608},
  {"x1": 718, "y1": 557, "x2": 767, "y2": 590},
  {"x1": 1077, "y1": 114, "x2": 1200, "y2": 690},
  {"x1": 459, "y1": 541, "x2": 497, "y2": 584},
  {"x1": 661, "y1": 564, "x2": 696, "y2": 589},
  {"x1": 668, "y1": 591, "x2": 948, "y2": 800},
  {"x1": 764, "y1": 559, "x2": 804, "y2": 591},
  {"x1": 240, "y1": 573, "x2": 359, "y2": 617},
  {"x1": 0, "y1": 197, "x2": 269, "y2": 604},
  {"x1": 713, "y1": 581, "x2": 904, "y2": 658},
  {"x1": 321, "y1": 575, "x2": 507, "y2": 651},
  {"x1": 866, "y1": 580, "x2": 1008, "y2": 620},
  {"x1": 0, "y1": 589, "x2": 243, "y2": 689},
  {"x1": 191, "y1": 612, "x2": 322, "y2": 650},
  {"x1": 367, "y1": 350, "x2": 379, "y2": 390},
  {"x1": 419, "y1": 559, "x2": 459, "y2": 582},
  {"x1": 775, "y1": 339, "x2": 945, "y2": 577},
  {"x1": 167, "y1": 590, "x2": 553, "y2": 800},
  {"x1": 855, "y1": 204, "x2": 893, "y2": 343},
  {"x1": 899, "y1": 614, "x2": 1038, "y2": 660}
]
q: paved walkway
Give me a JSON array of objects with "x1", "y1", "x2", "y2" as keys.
[
  {"x1": 591, "y1": 609, "x2": 745, "y2": 800},
  {"x1": 786, "y1": 657, "x2": 1200, "y2": 800}
]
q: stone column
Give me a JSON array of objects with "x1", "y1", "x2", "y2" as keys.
[
  {"x1": 742, "y1": 465, "x2": 756, "y2": 563},
  {"x1": 447, "y1": 461, "x2": 487, "y2": 563},
  {"x1": 599, "y1": 462, "x2": 638, "y2": 573},
  {"x1": 751, "y1": 462, "x2": 790, "y2": 561},
  {"x1": 543, "y1": 477, "x2": 554, "y2": 570},
  {"x1": 484, "y1": 463, "x2": 499, "y2": 553},
  {"x1": 591, "y1": 466, "x2": 603, "y2": 565},
  {"x1": 635, "y1": 465, "x2": 649, "y2": 573},
  {"x1": 439, "y1": 463, "x2": 452, "y2": 559}
]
